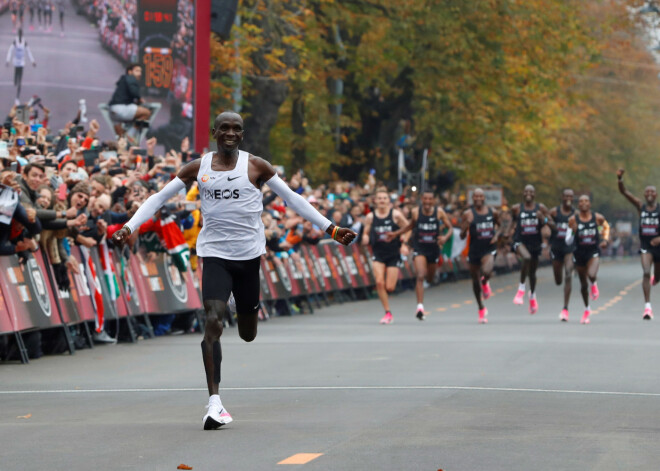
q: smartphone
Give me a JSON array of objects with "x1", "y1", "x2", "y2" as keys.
[
  {"x1": 30, "y1": 123, "x2": 43, "y2": 133},
  {"x1": 9, "y1": 162, "x2": 18, "y2": 172},
  {"x1": 133, "y1": 148, "x2": 147, "y2": 156},
  {"x1": 15, "y1": 105, "x2": 29, "y2": 124},
  {"x1": 100, "y1": 150, "x2": 117, "y2": 161},
  {"x1": 184, "y1": 202, "x2": 197, "y2": 211},
  {"x1": 16, "y1": 138, "x2": 25, "y2": 147},
  {"x1": 162, "y1": 165, "x2": 176, "y2": 173},
  {"x1": 45, "y1": 134, "x2": 54, "y2": 143},
  {"x1": 82, "y1": 149, "x2": 100, "y2": 166}
]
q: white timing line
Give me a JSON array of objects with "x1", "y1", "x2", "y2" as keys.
[{"x1": 1, "y1": 385, "x2": 660, "y2": 397}]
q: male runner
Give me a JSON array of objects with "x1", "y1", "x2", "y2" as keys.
[
  {"x1": 460, "y1": 188, "x2": 501, "y2": 323},
  {"x1": 113, "y1": 111, "x2": 356, "y2": 429},
  {"x1": 5, "y1": 29, "x2": 36, "y2": 104},
  {"x1": 566, "y1": 195, "x2": 609, "y2": 324},
  {"x1": 385, "y1": 188, "x2": 452, "y2": 320},
  {"x1": 509, "y1": 185, "x2": 553, "y2": 314},
  {"x1": 549, "y1": 189, "x2": 575, "y2": 321},
  {"x1": 362, "y1": 187, "x2": 409, "y2": 324},
  {"x1": 617, "y1": 168, "x2": 660, "y2": 319}
]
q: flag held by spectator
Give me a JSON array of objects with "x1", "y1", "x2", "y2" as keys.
[{"x1": 80, "y1": 246, "x2": 104, "y2": 333}]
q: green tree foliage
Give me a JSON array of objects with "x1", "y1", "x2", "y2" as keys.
[{"x1": 210, "y1": 0, "x2": 660, "y2": 211}]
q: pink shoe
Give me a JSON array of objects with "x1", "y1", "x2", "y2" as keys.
[
  {"x1": 529, "y1": 298, "x2": 538, "y2": 315},
  {"x1": 481, "y1": 279, "x2": 492, "y2": 300},
  {"x1": 380, "y1": 312, "x2": 393, "y2": 324},
  {"x1": 643, "y1": 307, "x2": 654, "y2": 320},
  {"x1": 590, "y1": 283, "x2": 599, "y2": 301},
  {"x1": 652, "y1": 275, "x2": 657, "y2": 286},
  {"x1": 559, "y1": 309, "x2": 569, "y2": 322},
  {"x1": 478, "y1": 308, "x2": 488, "y2": 324},
  {"x1": 580, "y1": 309, "x2": 591, "y2": 324},
  {"x1": 513, "y1": 289, "x2": 525, "y2": 305}
]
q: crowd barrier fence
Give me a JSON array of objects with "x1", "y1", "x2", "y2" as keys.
[{"x1": 0, "y1": 240, "x2": 526, "y2": 364}]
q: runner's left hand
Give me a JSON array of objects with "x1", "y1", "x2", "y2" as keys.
[
  {"x1": 335, "y1": 227, "x2": 357, "y2": 246},
  {"x1": 599, "y1": 240, "x2": 608, "y2": 249}
]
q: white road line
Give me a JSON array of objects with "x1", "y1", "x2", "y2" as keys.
[
  {"x1": 1, "y1": 385, "x2": 660, "y2": 397},
  {"x1": 0, "y1": 82, "x2": 114, "y2": 93}
]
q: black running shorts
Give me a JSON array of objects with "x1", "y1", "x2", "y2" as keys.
[
  {"x1": 468, "y1": 247, "x2": 496, "y2": 266},
  {"x1": 202, "y1": 256, "x2": 261, "y2": 314},
  {"x1": 573, "y1": 248, "x2": 599, "y2": 267},
  {"x1": 512, "y1": 241, "x2": 542, "y2": 260},
  {"x1": 372, "y1": 251, "x2": 401, "y2": 268},
  {"x1": 550, "y1": 245, "x2": 574, "y2": 261},
  {"x1": 413, "y1": 245, "x2": 440, "y2": 265},
  {"x1": 639, "y1": 243, "x2": 660, "y2": 262}
]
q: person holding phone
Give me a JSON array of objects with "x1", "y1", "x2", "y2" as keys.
[
  {"x1": 108, "y1": 63, "x2": 151, "y2": 138},
  {"x1": 112, "y1": 111, "x2": 357, "y2": 430}
]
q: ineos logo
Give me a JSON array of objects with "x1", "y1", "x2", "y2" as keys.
[
  {"x1": 27, "y1": 258, "x2": 51, "y2": 317},
  {"x1": 203, "y1": 188, "x2": 240, "y2": 200}
]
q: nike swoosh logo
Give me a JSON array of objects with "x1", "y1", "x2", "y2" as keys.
[{"x1": 227, "y1": 175, "x2": 241, "y2": 181}]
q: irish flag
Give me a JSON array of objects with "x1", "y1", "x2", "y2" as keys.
[
  {"x1": 80, "y1": 246, "x2": 104, "y2": 333},
  {"x1": 99, "y1": 242, "x2": 121, "y2": 302}
]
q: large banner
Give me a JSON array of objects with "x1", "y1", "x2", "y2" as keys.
[
  {"x1": 0, "y1": 253, "x2": 62, "y2": 331},
  {"x1": 2, "y1": 0, "x2": 196, "y2": 143},
  {"x1": 0, "y1": 285, "x2": 14, "y2": 334}
]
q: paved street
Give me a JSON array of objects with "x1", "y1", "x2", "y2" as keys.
[
  {"x1": 2, "y1": 259, "x2": 660, "y2": 471},
  {"x1": 0, "y1": 2, "x2": 170, "y2": 140}
]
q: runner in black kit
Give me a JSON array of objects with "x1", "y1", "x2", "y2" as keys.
[
  {"x1": 566, "y1": 195, "x2": 609, "y2": 324},
  {"x1": 460, "y1": 188, "x2": 501, "y2": 323},
  {"x1": 549, "y1": 188, "x2": 575, "y2": 321},
  {"x1": 509, "y1": 185, "x2": 553, "y2": 314},
  {"x1": 386, "y1": 189, "x2": 452, "y2": 320},
  {"x1": 113, "y1": 111, "x2": 356, "y2": 429},
  {"x1": 362, "y1": 187, "x2": 409, "y2": 324},
  {"x1": 617, "y1": 168, "x2": 660, "y2": 320}
]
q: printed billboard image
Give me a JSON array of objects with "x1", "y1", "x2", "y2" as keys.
[{"x1": 1, "y1": 0, "x2": 195, "y2": 145}]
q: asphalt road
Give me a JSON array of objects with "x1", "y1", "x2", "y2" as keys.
[
  {"x1": 0, "y1": 1, "x2": 170, "y2": 140},
  {"x1": 2, "y1": 259, "x2": 660, "y2": 471}
]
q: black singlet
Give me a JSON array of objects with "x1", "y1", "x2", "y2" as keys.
[
  {"x1": 469, "y1": 206, "x2": 496, "y2": 253},
  {"x1": 575, "y1": 213, "x2": 599, "y2": 252},
  {"x1": 514, "y1": 203, "x2": 543, "y2": 249},
  {"x1": 551, "y1": 206, "x2": 574, "y2": 251},
  {"x1": 370, "y1": 208, "x2": 401, "y2": 257},
  {"x1": 639, "y1": 204, "x2": 660, "y2": 250},
  {"x1": 413, "y1": 206, "x2": 441, "y2": 250}
]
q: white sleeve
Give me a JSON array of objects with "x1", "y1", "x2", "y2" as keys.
[
  {"x1": 124, "y1": 177, "x2": 186, "y2": 233},
  {"x1": 266, "y1": 174, "x2": 332, "y2": 232},
  {"x1": 6, "y1": 43, "x2": 14, "y2": 64},
  {"x1": 565, "y1": 227, "x2": 574, "y2": 246}
]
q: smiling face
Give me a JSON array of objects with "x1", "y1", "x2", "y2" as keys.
[
  {"x1": 472, "y1": 189, "x2": 485, "y2": 209},
  {"x1": 644, "y1": 186, "x2": 657, "y2": 205},
  {"x1": 213, "y1": 112, "x2": 244, "y2": 153},
  {"x1": 578, "y1": 195, "x2": 591, "y2": 212},
  {"x1": 37, "y1": 187, "x2": 52, "y2": 209},
  {"x1": 421, "y1": 191, "x2": 435, "y2": 212},
  {"x1": 523, "y1": 185, "x2": 535, "y2": 203}
]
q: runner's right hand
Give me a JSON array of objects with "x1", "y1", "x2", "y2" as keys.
[{"x1": 112, "y1": 227, "x2": 131, "y2": 247}]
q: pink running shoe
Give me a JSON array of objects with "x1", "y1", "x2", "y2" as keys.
[
  {"x1": 580, "y1": 309, "x2": 591, "y2": 324},
  {"x1": 478, "y1": 308, "x2": 488, "y2": 324},
  {"x1": 513, "y1": 289, "x2": 525, "y2": 305},
  {"x1": 559, "y1": 309, "x2": 569, "y2": 322},
  {"x1": 481, "y1": 279, "x2": 492, "y2": 300},
  {"x1": 380, "y1": 312, "x2": 393, "y2": 324},
  {"x1": 590, "y1": 283, "x2": 599, "y2": 301},
  {"x1": 529, "y1": 298, "x2": 538, "y2": 315},
  {"x1": 643, "y1": 307, "x2": 654, "y2": 320},
  {"x1": 652, "y1": 275, "x2": 657, "y2": 286}
]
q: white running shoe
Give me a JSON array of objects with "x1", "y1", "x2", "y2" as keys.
[{"x1": 203, "y1": 397, "x2": 233, "y2": 430}]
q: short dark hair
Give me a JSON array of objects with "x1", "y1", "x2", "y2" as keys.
[
  {"x1": 23, "y1": 163, "x2": 45, "y2": 175},
  {"x1": 126, "y1": 62, "x2": 141, "y2": 74}
]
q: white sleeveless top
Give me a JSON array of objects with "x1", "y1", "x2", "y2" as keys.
[{"x1": 195, "y1": 150, "x2": 266, "y2": 260}]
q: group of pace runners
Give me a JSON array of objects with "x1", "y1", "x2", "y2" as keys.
[
  {"x1": 112, "y1": 111, "x2": 657, "y2": 430},
  {"x1": 359, "y1": 173, "x2": 657, "y2": 328}
]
